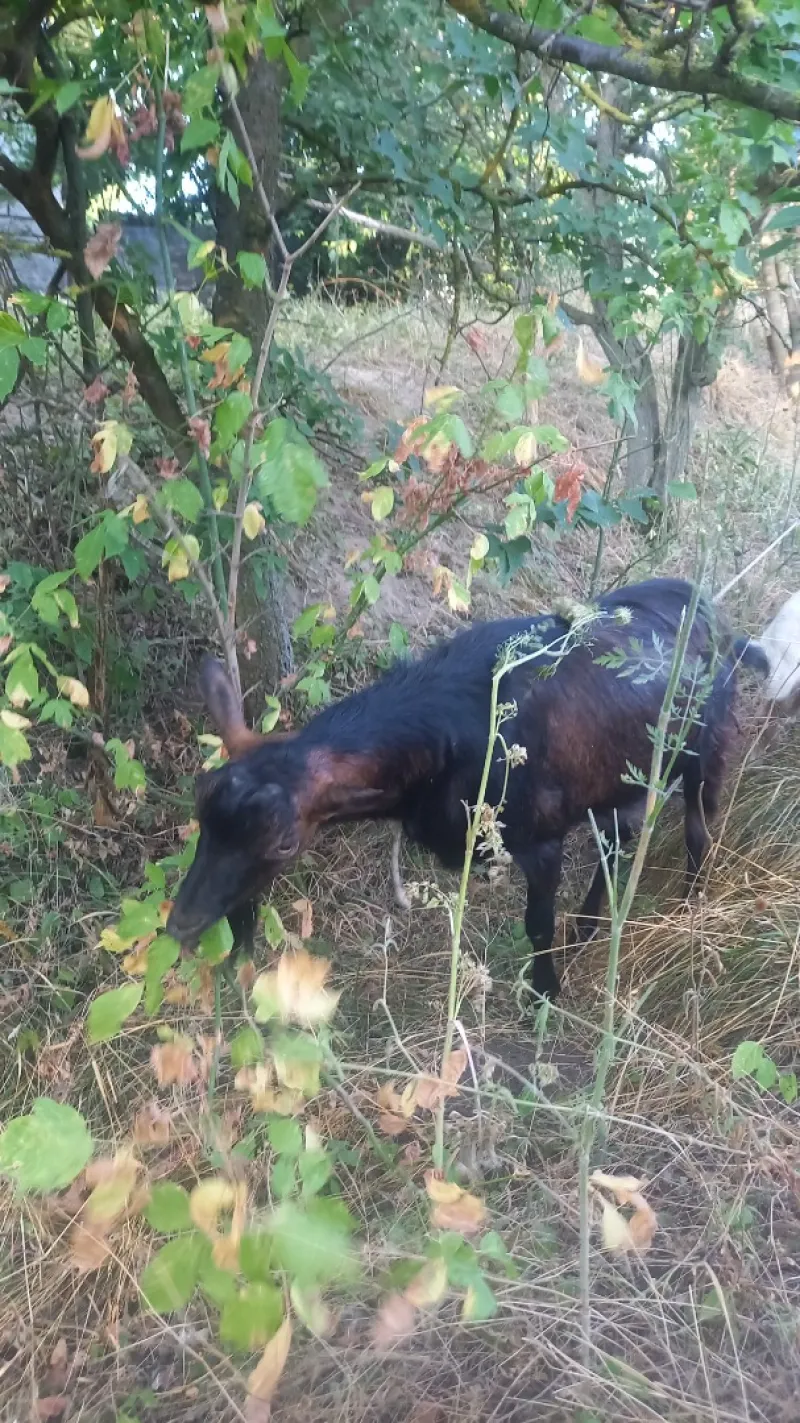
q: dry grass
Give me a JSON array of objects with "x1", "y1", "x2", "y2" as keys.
[{"x1": 1, "y1": 297, "x2": 799, "y2": 1423}]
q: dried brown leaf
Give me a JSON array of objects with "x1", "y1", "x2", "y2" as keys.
[
  {"x1": 84, "y1": 222, "x2": 122, "y2": 280},
  {"x1": 150, "y1": 1038, "x2": 198, "y2": 1086},
  {"x1": 372, "y1": 1292, "x2": 416, "y2": 1350},
  {"x1": 133, "y1": 1101, "x2": 172, "y2": 1147},
  {"x1": 69, "y1": 1222, "x2": 112, "y2": 1273},
  {"x1": 37, "y1": 1398, "x2": 68, "y2": 1420},
  {"x1": 245, "y1": 1317, "x2": 292, "y2": 1417}
]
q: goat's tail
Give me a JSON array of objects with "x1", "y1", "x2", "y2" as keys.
[{"x1": 732, "y1": 636, "x2": 770, "y2": 679}]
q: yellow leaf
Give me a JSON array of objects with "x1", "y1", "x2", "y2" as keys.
[
  {"x1": 167, "y1": 550, "x2": 190, "y2": 582},
  {"x1": 592, "y1": 1170, "x2": 657, "y2": 1254},
  {"x1": 424, "y1": 1173, "x2": 487, "y2": 1235},
  {"x1": 424, "y1": 1173, "x2": 463, "y2": 1206},
  {"x1": 253, "y1": 948, "x2": 340, "y2": 1029},
  {"x1": 90, "y1": 421, "x2": 118, "y2": 475},
  {"x1": 190, "y1": 1179, "x2": 236, "y2": 1237},
  {"x1": 194, "y1": 239, "x2": 217, "y2": 263},
  {"x1": 122, "y1": 938, "x2": 154, "y2": 975},
  {"x1": 83, "y1": 1149, "x2": 139, "y2": 1228},
  {"x1": 201, "y1": 340, "x2": 231, "y2": 365},
  {"x1": 289, "y1": 1284, "x2": 333, "y2": 1337},
  {"x1": 576, "y1": 337, "x2": 606, "y2": 387},
  {"x1": 589, "y1": 1170, "x2": 644, "y2": 1205},
  {"x1": 514, "y1": 431, "x2": 538, "y2": 467},
  {"x1": 404, "y1": 1257, "x2": 447, "y2": 1309},
  {"x1": 446, "y1": 581, "x2": 469, "y2": 615},
  {"x1": 234, "y1": 1064, "x2": 303, "y2": 1115},
  {"x1": 57, "y1": 676, "x2": 90, "y2": 709},
  {"x1": 243, "y1": 502, "x2": 265, "y2": 540},
  {"x1": 470, "y1": 533, "x2": 489, "y2": 561},
  {"x1": 0, "y1": 709, "x2": 31, "y2": 729},
  {"x1": 246, "y1": 1317, "x2": 292, "y2": 1411},
  {"x1": 77, "y1": 95, "x2": 114, "y2": 159},
  {"x1": 423, "y1": 385, "x2": 461, "y2": 408},
  {"x1": 98, "y1": 927, "x2": 130, "y2": 954},
  {"x1": 131, "y1": 493, "x2": 150, "y2": 525}
]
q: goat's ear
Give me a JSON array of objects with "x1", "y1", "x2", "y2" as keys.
[
  {"x1": 199, "y1": 656, "x2": 264, "y2": 758},
  {"x1": 315, "y1": 785, "x2": 386, "y2": 823}
]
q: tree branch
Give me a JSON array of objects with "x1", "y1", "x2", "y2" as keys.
[{"x1": 443, "y1": 1, "x2": 800, "y2": 122}]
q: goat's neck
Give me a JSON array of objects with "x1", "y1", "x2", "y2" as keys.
[{"x1": 295, "y1": 732, "x2": 443, "y2": 830}]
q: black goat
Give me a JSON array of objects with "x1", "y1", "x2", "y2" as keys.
[{"x1": 167, "y1": 578, "x2": 764, "y2": 999}]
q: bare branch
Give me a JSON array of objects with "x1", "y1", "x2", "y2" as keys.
[{"x1": 443, "y1": 0, "x2": 800, "y2": 123}]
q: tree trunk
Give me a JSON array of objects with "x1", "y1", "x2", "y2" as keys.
[
  {"x1": 761, "y1": 252, "x2": 787, "y2": 376},
  {"x1": 775, "y1": 254, "x2": 800, "y2": 356},
  {"x1": 213, "y1": 52, "x2": 291, "y2": 703},
  {"x1": 658, "y1": 329, "x2": 722, "y2": 492},
  {"x1": 212, "y1": 52, "x2": 283, "y2": 352}
]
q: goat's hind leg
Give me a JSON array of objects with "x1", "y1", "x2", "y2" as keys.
[{"x1": 514, "y1": 840, "x2": 564, "y2": 1001}]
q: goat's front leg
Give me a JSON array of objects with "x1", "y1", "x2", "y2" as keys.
[{"x1": 514, "y1": 840, "x2": 564, "y2": 1001}]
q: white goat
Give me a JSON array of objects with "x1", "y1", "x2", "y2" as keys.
[{"x1": 750, "y1": 591, "x2": 800, "y2": 706}]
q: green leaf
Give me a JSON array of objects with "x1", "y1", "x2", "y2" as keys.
[
  {"x1": 257, "y1": 438, "x2": 328, "y2": 525},
  {"x1": 283, "y1": 44, "x2": 309, "y2": 105},
  {"x1": 87, "y1": 982, "x2": 143, "y2": 1044},
  {"x1": 370, "y1": 486, "x2": 394, "y2": 521},
  {"x1": 0, "y1": 720, "x2": 31, "y2": 767},
  {"x1": 74, "y1": 522, "x2": 107, "y2": 580},
  {"x1": 731, "y1": 1041, "x2": 763, "y2": 1079},
  {"x1": 268, "y1": 1201, "x2": 358, "y2": 1287},
  {"x1": 268, "y1": 1117, "x2": 302, "y2": 1157},
  {"x1": 479, "y1": 1230, "x2": 518, "y2": 1278},
  {"x1": 754, "y1": 1054, "x2": 778, "y2": 1091},
  {"x1": 106, "y1": 740, "x2": 147, "y2": 794},
  {"x1": 145, "y1": 1183, "x2": 193, "y2": 1234},
  {"x1": 270, "y1": 1153, "x2": 296, "y2": 1199},
  {"x1": 362, "y1": 574, "x2": 381, "y2": 605},
  {"x1": 219, "y1": 1282, "x2": 284, "y2": 1351},
  {"x1": 199, "y1": 1254, "x2": 239, "y2": 1307},
  {"x1": 144, "y1": 935, "x2": 180, "y2": 1016},
  {"x1": 666, "y1": 481, "x2": 697, "y2": 501},
  {"x1": 494, "y1": 383, "x2": 526, "y2": 423},
  {"x1": 359, "y1": 456, "x2": 389, "y2": 481},
  {"x1": 462, "y1": 1275, "x2": 498, "y2": 1321},
  {"x1": 0, "y1": 347, "x2": 19, "y2": 402},
  {"x1": 238, "y1": 251, "x2": 268, "y2": 288},
  {"x1": 213, "y1": 390, "x2": 252, "y2": 449},
  {"x1": 198, "y1": 917, "x2": 233, "y2": 964},
  {"x1": 0, "y1": 312, "x2": 26, "y2": 349},
  {"x1": 719, "y1": 198, "x2": 749, "y2": 248},
  {"x1": 293, "y1": 603, "x2": 324, "y2": 637},
  {"x1": 261, "y1": 904, "x2": 284, "y2": 946},
  {"x1": 161, "y1": 478, "x2": 204, "y2": 524},
  {"x1": 764, "y1": 205, "x2": 800, "y2": 232},
  {"x1": 55, "y1": 80, "x2": 82, "y2": 115},
  {"x1": 531, "y1": 424, "x2": 569, "y2": 453},
  {"x1": 183, "y1": 66, "x2": 219, "y2": 116},
  {"x1": 239, "y1": 1231, "x2": 275, "y2": 1283},
  {"x1": 230, "y1": 1026, "x2": 264, "y2": 1069},
  {"x1": 116, "y1": 896, "x2": 162, "y2": 942},
  {"x1": 779, "y1": 1072, "x2": 798, "y2": 1105},
  {"x1": 139, "y1": 1233, "x2": 205, "y2": 1314},
  {"x1": 5, "y1": 649, "x2": 39, "y2": 706},
  {"x1": 299, "y1": 1148, "x2": 332, "y2": 1197},
  {"x1": 181, "y1": 116, "x2": 220, "y2": 152},
  {"x1": 46, "y1": 301, "x2": 71, "y2": 333},
  {"x1": 0, "y1": 1099, "x2": 92, "y2": 1193},
  {"x1": 20, "y1": 336, "x2": 47, "y2": 367}
]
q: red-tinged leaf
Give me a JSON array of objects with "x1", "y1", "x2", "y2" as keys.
[
  {"x1": 155, "y1": 456, "x2": 181, "y2": 480},
  {"x1": 84, "y1": 223, "x2": 122, "y2": 280},
  {"x1": 84, "y1": 376, "x2": 109, "y2": 406},
  {"x1": 188, "y1": 415, "x2": 211, "y2": 457}
]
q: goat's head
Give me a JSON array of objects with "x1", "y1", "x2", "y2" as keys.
[{"x1": 166, "y1": 658, "x2": 300, "y2": 949}]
